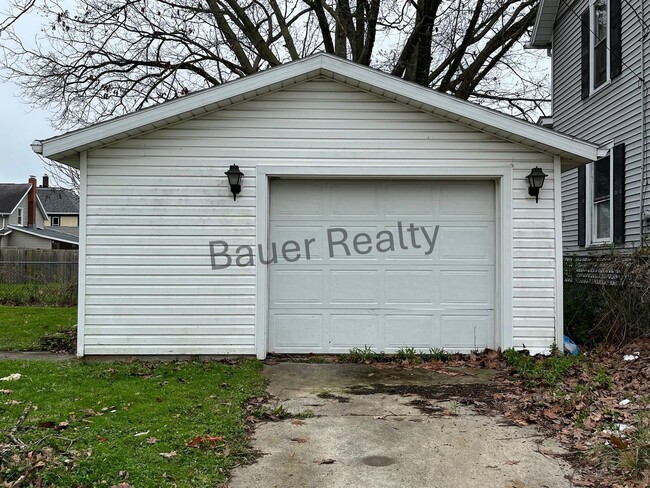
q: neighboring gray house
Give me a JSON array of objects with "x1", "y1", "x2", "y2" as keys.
[
  {"x1": 0, "y1": 177, "x2": 78, "y2": 249},
  {"x1": 530, "y1": 0, "x2": 647, "y2": 252},
  {"x1": 37, "y1": 175, "x2": 80, "y2": 228}
]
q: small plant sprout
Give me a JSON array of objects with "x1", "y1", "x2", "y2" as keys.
[
  {"x1": 396, "y1": 347, "x2": 421, "y2": 363},
  {"x1": 345, "y1": 346, "x2": 383, "y2": 363}
]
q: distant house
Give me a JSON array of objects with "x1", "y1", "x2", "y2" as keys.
[
  {"x1": 37, "y1": 175, "x2": 80, "y2": 228},
  {"x1": 529, "y1": 0, "x2": 646, "y2": 252},
  {"x1": 0, "y1": 176, "x2": 78, "y2": 249}
]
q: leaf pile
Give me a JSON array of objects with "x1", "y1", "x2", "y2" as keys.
[{"x1": 494, "y1": 341, "x2": 650, "y2": 487}]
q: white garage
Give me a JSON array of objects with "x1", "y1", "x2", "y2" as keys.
[
  {"x1": 31, "y1": 53, "x2": 603, "y2": 357},
  {"x1": 269, "y1": 179, "x2": 495, "y2": 353}
]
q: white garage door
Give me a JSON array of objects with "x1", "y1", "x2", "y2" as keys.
[{"x1": 268, "y1": 179, "x2": 495, "y2": 353}]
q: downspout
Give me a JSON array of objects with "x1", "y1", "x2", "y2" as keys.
[{"x1": 641, "y1": 0, "x2": 648, "y2": 246}]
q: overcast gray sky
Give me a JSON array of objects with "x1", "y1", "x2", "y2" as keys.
[
  {"x1": 1, "y1": 2, "x2": 58, "y2": 184},
  {"x1": 0, "y1": 80, "x2": 54, "y2": 183}
]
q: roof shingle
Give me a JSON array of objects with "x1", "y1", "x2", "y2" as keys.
[{"x1": 37, "y1": 187, "x2": 79, "y2": 214}]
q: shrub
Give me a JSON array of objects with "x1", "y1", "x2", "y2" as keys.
[{"x1": 564, "y1": 249, "x2": 650, "y2": 345}]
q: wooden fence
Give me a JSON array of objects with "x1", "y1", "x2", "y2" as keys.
[{"x1": 0, "y1": 249, "x2": 79, "y2": 284}]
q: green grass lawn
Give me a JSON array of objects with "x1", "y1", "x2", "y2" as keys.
[
  {"x1": 0, "y1": 359, "x2": 266, "y2": 487},
  {"x1": 0, "y1": 306, "x2": 77, "y2": 351}
]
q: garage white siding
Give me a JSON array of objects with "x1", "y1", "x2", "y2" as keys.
[{"x1": 83, "y1": 77, "x2": 557, "y2": 355}]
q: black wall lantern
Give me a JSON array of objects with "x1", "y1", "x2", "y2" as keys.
[
  {"x1": 225, "y1": 164, "x2": 243, "y2": 201},
  {"x1": 527, "y1": 166, "x2": 548, "y2": 203}
]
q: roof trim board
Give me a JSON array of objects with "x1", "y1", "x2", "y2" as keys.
[
  {"x1": 33, "y1": 53, "x2": 603, "y2": 166},
  {"x1": 529, "y1": 0, "x2": 560, "y2": 48}
]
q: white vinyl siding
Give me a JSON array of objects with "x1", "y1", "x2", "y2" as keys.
[
  {"x1": 553, "y1": 0, "x2": 645, "y2": 251},
  {"x1": 83, "y1": 78, "x2": 558, "y2": 355}
]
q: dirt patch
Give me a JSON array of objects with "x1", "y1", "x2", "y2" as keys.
[
  {"x1": 316, "y1": 392, "x2": 351, "y2": 403},
  {"x1": 345, "y1": 382, "x2": 510, "y2": 416}
]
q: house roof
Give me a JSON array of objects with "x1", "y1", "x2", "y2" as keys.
[
  {"x1": 7, "y1": 225, "x2": 79, "y2": 245},
  {"x1": 32, "y1": 53, "x2": 604, "y2": 167},
  {"x1": 37, "y1": 187, "x2": 79, "y2": 215},
  {"x1": 0, "y1": 184, "x2": 30, "y2": 215},
  {"x1": 529, "y1": 0, "x2": 560, "y2": 48}
]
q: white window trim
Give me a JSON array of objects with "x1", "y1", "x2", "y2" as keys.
[
  {"x1": 16, "y1": 208, "x2": 23, "y2": 226},
  {"x1": 589, "y1": 0, "x2": 612, "y2": 95},
  {"x1": 51, "y1": 216, "x2": 60, "y2": 226},
  {"x1": 586, "y1": 146, "x2": 614, "y2": 245}
]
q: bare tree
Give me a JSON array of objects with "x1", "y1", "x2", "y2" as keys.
[
  {"x1": 38, "y1": 155, "x2": 80, "y2": 192},
  {"x1": 1, "y1": 0, "x2": 550, "y2": 185}
]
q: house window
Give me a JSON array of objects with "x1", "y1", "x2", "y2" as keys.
[
  {"x1": 592, "y1": 0, "x2": 609, "y2": 88},
  {"x1": 588, "y1": 155, "x2": 613, "y2": 243},
  {"x1": 578, "y1": 144, "x2": 625, "y2": 246},
  {"x1": 51, "y1": 216, "x2": 60, "y2": 226},
  {"x1": 17, "y1": 208, "x2": 23, "y2": 225},
  {"x1": 581, "y1": 0, "x2": 621, "y2": 99}
]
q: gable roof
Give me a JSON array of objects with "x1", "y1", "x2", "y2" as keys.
[
  {"x1": 529, "y1": 0, "x2": 560, "y2": 48},
  {"x1": 37, "y1": 187, "x2": 80, "y2": 215},
  {"x1": 0, "y1": 184, "x2": 30, "y2": 215},
  {"x1": 0, "y1": 183, "x2": 49, "y2": 220},
  {"x1": 32, "y1": 53, "x2": 604, "y2": 167}
]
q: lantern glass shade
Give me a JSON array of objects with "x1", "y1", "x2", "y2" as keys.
[
  {"x1": 527, "y1": 166, "x2": 548, "y2": 203},
  {"x1": 527, "y1": 167, "x2": 547, "y2": 189},
  {"x1": 225, "y1": 164, "x2": 243, "y2": 200}
]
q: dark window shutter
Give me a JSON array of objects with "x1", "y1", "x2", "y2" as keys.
[
  {"x1": 610, "y1": 0, "x2": 623, "y2": 79},
  {"x1": 613, "y1": 143, "x2": 626, "y2": 244},
  {"x1": 581, "y1": 9, "x2": 590, "y2": 100},
  {"x1": 578, "y1": 165, "x2": 586, "y2": 247}
]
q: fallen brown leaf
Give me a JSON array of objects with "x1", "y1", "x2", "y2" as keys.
[
  {"x1": 609, "y1": 435, "x2": 628, "y2": 449},
  {"x1": 315, "y1": 459, "x2": 335, "y2": 465}
]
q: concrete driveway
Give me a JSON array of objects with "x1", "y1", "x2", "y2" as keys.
[{"x1": 227, "y1": 363, "x2": 575, "y2": 488}]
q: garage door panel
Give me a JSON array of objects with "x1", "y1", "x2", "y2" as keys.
[
  {"x1": 329, "y1": 184, "x2": 379, "y2": 217},
  {"x1": 437, "y1": 226, "x2": 495, "y2": 263},
  {"x1": 273, "y1": 314, "x2": 323, "y2": 349},
  {"x1": 271, "y1": 226, "x2": 325, "y2": 261},
  {"x1": 385, "y1": 314, "x2": 439, "y2": 350},
  {"x1": 328, "y1": 228, "x2": 382, "y2": 261},
  {"x1": 441, "y1": 313, "x2": 491, "y2": 350},
  {"x1": 384, "y1": 183, "x2": 437, "y2": 217},
  {"x1": 271, "y1": 270, "x2": 324, "y2": 305},
  {"x1": 384, "y1": 270, "x2": 436, "y2": 305},
  {"x1": 329, "y1": 314, "x2": 377, "y2": 348},
  {"x1": 271, "y1": 182, "x2": 325, "y2": 218},
  {"x1": 329, "y1": 270, "x2": 380, "y2": 304},
  {"x1": 377, "y1": 223, "x2": 439, "y2": 260},
  {"x1": 439, "y1": 182, "x2": 495, "y2": 220},
  {"x1": 440, "y1": 270, "x2": 493, "y2": 307}
]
